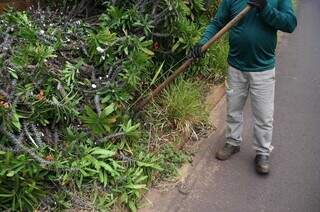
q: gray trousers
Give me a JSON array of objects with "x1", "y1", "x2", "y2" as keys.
[{"x1": 226, "y1": 66, "x2": 275, "y2": 156}]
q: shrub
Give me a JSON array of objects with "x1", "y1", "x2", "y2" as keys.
[
  {"x1": 0, "y1": 0, "x2": 226, "y2": 210},
  {"x1": 0, "y1": 151, "x2": 49, "y2": 211}
]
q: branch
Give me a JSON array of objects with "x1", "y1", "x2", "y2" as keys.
[
  {"x1": 94, "y1": 132, "x2": 126, "y2": 145},
  {"x1": 0, "y1": 128, "x2": 53, "y2": 166},
  {"x1": 90, "y1": 66, "x2": 102, "y2": 115},
  {"x1": 0, "y1": 144, "x2": 16, "y2": 153},
  {"x1": 0, "y1": 28, "x2": 14, "y2": 57},
  {"x1": 24, "y1": 122, "x2": 39, "y2": 148},
  {"x1": 31, "y1": 124, "x2": 45, "y2": 147},
  {"x1": 0, "y1": 89, "x2": 9, "y2": 98},
  {"x1": 53, "y1": 127, "x2": 59, "y2": 147},
  {"x1": 152, "y1": 32, "x2": 171, "y2": 38}
]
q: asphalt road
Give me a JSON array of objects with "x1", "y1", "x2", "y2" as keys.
[{"x1": 141, "y1": 1, "x2": 320, "y2": 212}]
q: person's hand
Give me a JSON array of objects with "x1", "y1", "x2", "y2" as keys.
[
  {"x1": 247, "y1": 0, "x2": 267, "y2": 11},
  {"x1": 189, "y1": 44, "x2": 204, "y2": 59}
]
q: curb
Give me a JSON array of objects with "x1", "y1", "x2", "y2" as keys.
[{"x1": 139, "y1": 85, "x2": 227, "y2": 212}]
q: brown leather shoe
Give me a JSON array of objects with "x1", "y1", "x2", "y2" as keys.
[
  {"x1": 215, "y1": 143, "x2": 240, "y2": 160},
  {"x1": 255, "y1": 155, "x2": 270, "y2": 175}
]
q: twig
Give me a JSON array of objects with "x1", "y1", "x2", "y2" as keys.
[
  {"x1": 152, "y1": 32, "x2": 171, "y2": 38},
  {"x1": 31, "y1": 124, "x2": 46, "y2": 147},
  {"x1": 6, "y1": 79, "x2": 17, "y2": 103},
  {"x1": 0, "y1": 89, "x2": 9, "y2": 98},
  {"x1": 152, "y1": 0, "x2": 161, "y2": 16},
  {"x1": 0, "y1": 144, "x2": 15, "y2": 153},
  {"x1": 24, "y1": 123, "x2": 39, "y2": 148},
  {"x1": 118, "y1": 151, "x2": 135, "y2": 166},
  {"x1": 94, "y1": 132, "x2": 126, "y2": 145},
  {"x1": 53, "y1": 127, "x2": 59, "y2": 147},
  {"x1": 0, "y1": 128, "x2": 53, "y2": 166},
  {"x1": 90, "y1": 66, "x2": 102, "y2": 115},
  {"x1": 44, "y1": 127, "x2": 54, "y2": 144},
  {"x1": 57, "y1": 81, "x2": 67, "y2": 97}
]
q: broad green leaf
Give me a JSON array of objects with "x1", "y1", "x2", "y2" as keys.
[
  {"x1": 8, "y1": 67, "x2": 18, "y2": 79},
  {"x1": 0, "y1": 193, "x2": 14, "y2": 197},
  {"x1": 84, "y1": 168, "x2": 100, "y2": 174},
  {"x1": 141, "y1": 48, "x2": 154, "y2": 56},
  {"x1": 151, "y1": 61, "x2": 165, "y2": 85},
  {"x1": 102, "y1": 104, "x2": 115, "y2": 116},
  {"x1": 12, "y1": 112, "x2": 22, "y2": 130},
  {"x1": 99, "y1": 171, "x2": 104, "y2": 183},
  {"x1": 125, "y1": 184, "x2": 146, "y2": 190},
  {"x1": 99, "y1": 161, "x2": 118, "y2": 176},
  {"x1": 137, "y1": 161, "x2": 163, "y2": 171},
  {"x1": 6, "y1": 171, "x2": 15, "y2": 177},
  {"x1": 112, "y1": 160, "x2": 124, "y2": 170},
  {"x1": 128, "y1": 201, "x2": 137, "y2": 212},
  {"x1": 124, "y1": 47, "x2": 129, "y2": 55},
  {"x1": 135, "y1": 175, "x2": 148, "y2": 184},
  {"x1": 90, "y1": 148, "x2": 115, "y2": 158},
  {"x1": 79, "y1": 169, "x2": 89, "y2": 177},
  {"x1": 171, "y1": 41, "x2": 180, "y2": 53}
]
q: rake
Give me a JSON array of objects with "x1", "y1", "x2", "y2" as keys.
[{"x1": 135, "y1": 5, "x2": 252, "y2": 110}]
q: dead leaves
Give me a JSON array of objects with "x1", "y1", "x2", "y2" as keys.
[
  {"x1": 0, "y1": 95, "x2": 10, "y2": 109},
  {"x1": 36, "y1": 89, "x2": 45, "y2": 101}
]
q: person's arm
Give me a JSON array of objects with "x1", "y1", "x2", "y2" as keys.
[
  {"x1": 199, "y1": 0, "x2": 231, "y2": 45},
  {"x1": 259, "y1": 0, "x2": 297, "y2": 33}
]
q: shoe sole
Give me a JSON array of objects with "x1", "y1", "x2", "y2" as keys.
[
  {"x1": 256, "y1": 169, "x2": 270, "y2": 175},
  {"x1": 255, "y1": 162, "x2": 270, "y2": 175}
]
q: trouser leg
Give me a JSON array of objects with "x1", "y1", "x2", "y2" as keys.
[
  {"x1": 226, "y1": 66, "x2": 249, "y2": 146},
  {"x1": 249, "y1": 69, "x2": 276, "y2": 156}
]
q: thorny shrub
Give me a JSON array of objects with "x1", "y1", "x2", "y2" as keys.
[{"x1": 0, "y1": 0, "x2": 227, "y2": 211}]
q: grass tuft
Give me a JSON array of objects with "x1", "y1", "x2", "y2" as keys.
[{"x1": 163, "y1": 79, "x2": 207, "y2": 125}]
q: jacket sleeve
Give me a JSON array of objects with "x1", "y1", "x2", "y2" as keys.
[
  {"x1": 199, "y1": 0, "x2": 231, "y2": 45},
  {"x1": 260, "y1": 0, "x2": 297, "y2": 33}
]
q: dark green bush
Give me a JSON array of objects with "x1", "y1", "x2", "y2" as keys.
[{"x1": 0, "y1": 0, "x2": 226, "y2": 210}]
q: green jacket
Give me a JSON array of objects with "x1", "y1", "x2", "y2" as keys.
[{"x1": 199, "y1": 0, "x2": 297, "y2": 72}]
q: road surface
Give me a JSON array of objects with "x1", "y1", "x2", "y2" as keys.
[{"x1": 141, "y1": 1, "x2": 320, "y2": 211}]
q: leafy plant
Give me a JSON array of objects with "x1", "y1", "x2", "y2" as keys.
[
  {"x1": 158, "y1": 143, "x2": 191, "y2": 179},
  {"x1": 80, "y1": 104, "x2": 116, "y2": 135},
  {"x1": 0, "y1": 0, "x2": 225, "y2": 211},
  {"x1": 0, "y1": 151, "x2": 49, "y2": 211}
]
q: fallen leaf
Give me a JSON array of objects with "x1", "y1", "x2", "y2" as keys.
[
  {"x1": 36, "y1": 90, "x2": 45, "y2": 101},
  {"x1": 45, "y1": 154, "x2": 54, "y2": 161}
]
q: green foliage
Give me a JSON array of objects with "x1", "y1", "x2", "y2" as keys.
[
  {"x1": 80, "y1": 104, "x2": 116, "y2": 135},
  {"x1": 0, "y1": 0, "x2": 225, "y2": 210},
  {"x1": 190, "y1": 38, "x2": 229, "y2": 81},
  {"x1": 0, "y1": 151, "x2": 48, "y2": 211},
  {"x1": 158, "y1": 143, "x2": 191, "y2": 179},
  {"x1": 72, "y1": 146, "x2": 123, "y2": 187},
  {"x1": 151, "y1": 79, "x2": 208, "y2": 128}
]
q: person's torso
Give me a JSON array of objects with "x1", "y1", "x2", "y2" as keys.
[{"x1": 228, "y1": 0, "x2": 279, "y2": 71}]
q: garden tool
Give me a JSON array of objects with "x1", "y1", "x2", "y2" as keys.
[{"x1": 135, "y1": 5, "x2": 252, "y2": 110}]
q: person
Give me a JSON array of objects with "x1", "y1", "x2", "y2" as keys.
[{"x1": 190, "y1": 0, "x2": 297, "y2": 174}]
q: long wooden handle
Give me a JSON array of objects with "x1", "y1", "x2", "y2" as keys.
[{"x1": 135, "y1": 5, "x2": 252, "y2": 110}]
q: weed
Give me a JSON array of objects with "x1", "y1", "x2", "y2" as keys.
[
  {"x1": 158, "y1": 142, "x2": 192, "y2": 180},
  {"x1": 152, "y1": 79, "x2": 208, "y2": 131}
]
